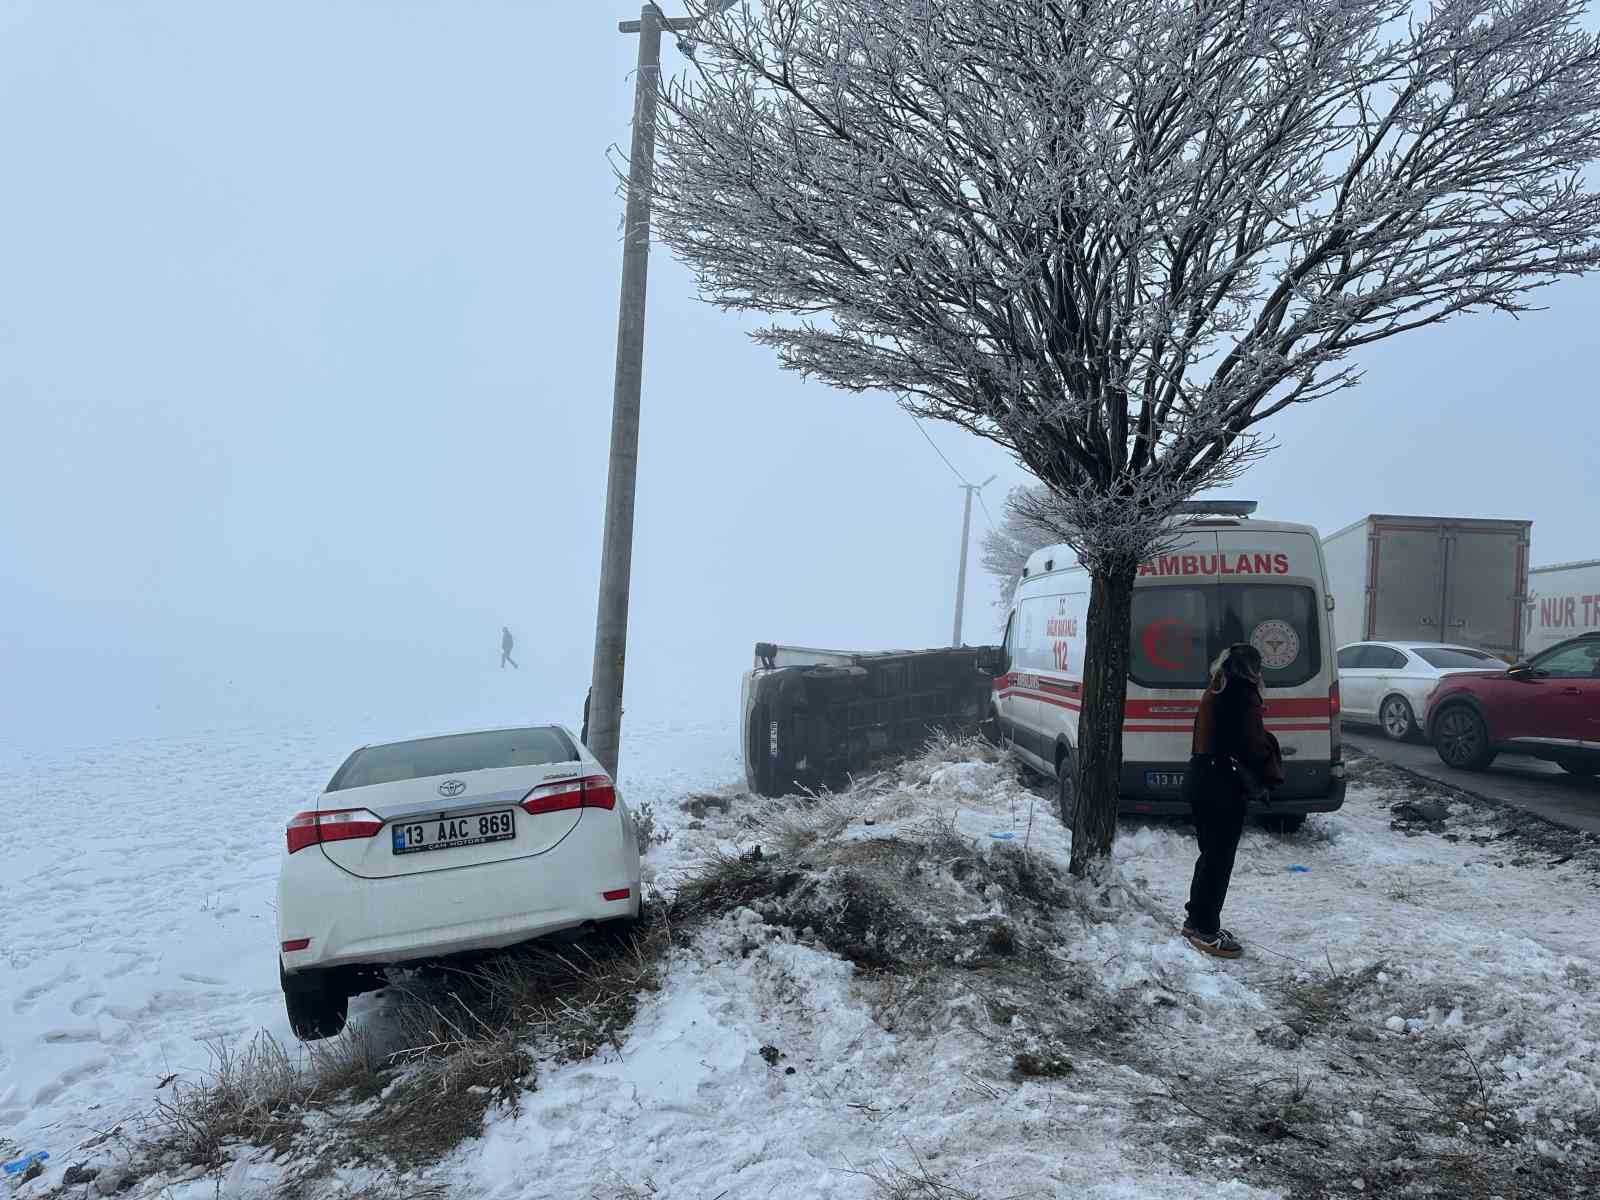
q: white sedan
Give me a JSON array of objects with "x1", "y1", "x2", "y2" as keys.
[
  {"x1": 276, "y1": 725, "x2": 641, "y2": 1040},
  {"x1": 1335, "y1": 642, "x2": 1508, "y2": 741}
]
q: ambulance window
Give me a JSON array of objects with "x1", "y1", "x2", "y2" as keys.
[
  {"x1": 1130, "y1": 587, "x2": 1211, "y2": 688},
  {"x1": 1018, "y1": 597, "x2": 1051, "y2": 670},
  {"x1": 1219, "y1": 585, "x2": 1321, "y2": 687}
]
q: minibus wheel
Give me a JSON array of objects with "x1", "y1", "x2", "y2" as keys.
[{"x1": 1056, "y1": 749, "x2": 1077, "y2": 827}]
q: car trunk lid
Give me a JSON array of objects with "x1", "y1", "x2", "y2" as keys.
[{"x1": 317, "y1": 763, "x2": 588, "y2": 879}]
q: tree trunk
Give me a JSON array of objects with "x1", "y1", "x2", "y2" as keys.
[{"x1": 1069, "y1": 556, "x2": 1139, "y2": 878}]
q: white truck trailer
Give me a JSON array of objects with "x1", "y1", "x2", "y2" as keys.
[
  {"x1": 1322, "y1": 515, "x2": 1531, "y2": 660},
  {"x1": 1525, "y1": 559, "x2": 1600, "y2": 655}
]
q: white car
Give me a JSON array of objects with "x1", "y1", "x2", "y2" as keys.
[
  {"x1": 1335, "y1": 642, "x2": 1508, "y2": 741},
  {"x1": 276, "y1": 725, "x2": 641, "y2": 1040}
]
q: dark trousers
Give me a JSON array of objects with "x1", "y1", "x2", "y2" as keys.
[{"x1": 1183, "y1": 756, "x2": 1246, "y2": 935}]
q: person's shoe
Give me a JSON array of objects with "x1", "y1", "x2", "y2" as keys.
[{"x1": 1184, "y1": 927, "x2": 1243, "y2": 959}]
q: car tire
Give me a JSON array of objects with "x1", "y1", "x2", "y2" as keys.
[
  {"x1": 1263, "y1": 814, "x2": 1305, "y2": 834},
  {"x1": 1379, "y1": 695, "x2": 1417, "y2": 742},
  {"x1": 281, "y1": 963, "x2": 348, "y2": 1041},
  {"x1": 1557, "y1": 757, "x2": 1599, "y2": 777},
  {"x1": 1433, "y1": 705, "x2": 1497, "y2": 771},
  {"x1": 1056, "y1": 751, "x2": 1077, "y2": 829}
]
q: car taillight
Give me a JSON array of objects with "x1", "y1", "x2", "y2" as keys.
[
  {"x1": 520, "y1": 774, "x2": 617, "y2": 816},
  {"x1": 581, "y1": 777, "x2": 617, "y2": 810},
  {"x1": 286, "y1": 808, "x2": 384, "y2": 854},
  {"x1": 1329, "y1": 681, "x2": 1342, "y2": 764}
]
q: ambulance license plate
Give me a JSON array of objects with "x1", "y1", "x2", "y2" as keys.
[{"x1": 1144, "y1": 771, "x2": 1185, "y2": 790}]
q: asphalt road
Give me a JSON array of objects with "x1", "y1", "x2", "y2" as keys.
[{"x1": 1344, "y1": 727, "x2": 1600, "y2": 836}]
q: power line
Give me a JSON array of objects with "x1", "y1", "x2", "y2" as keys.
[
  {"x1": 906, "y1": 410, "x2": 1000, "y2": 646},
  {"x1": 976, "y1": 489, "x2": 997, "y2": 530},
  {"x1": 910, "y1": 417, "x2": 970, "y2": 487},
  {"x1": 910, "y1": 415, "x2": 1001, "y2": 530}
]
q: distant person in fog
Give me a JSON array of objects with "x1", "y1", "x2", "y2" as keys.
[
  {"x1": 500, "y1": 626, "x2": 519, "y2": 669},
  {"x1": 1181, "y1": 643, "x2": 1284, "y2": 960}
]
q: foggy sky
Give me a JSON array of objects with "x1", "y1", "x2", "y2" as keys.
[{"x1": 4, "y1": 2, "x2": 1597, "y2": 751}]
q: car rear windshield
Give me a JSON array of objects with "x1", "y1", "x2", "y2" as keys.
[
  {"x1": 327, "y1": 727, "x2": 576, "y2": 791},
  {"x1": 1130, "y1": 584, "x2": 1322, "y2": 689},
  {"x1": 1414, "y1": 646, "x2": 1503, "y2": 668}
]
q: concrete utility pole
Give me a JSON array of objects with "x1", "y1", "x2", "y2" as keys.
[
  {"x1": 590, "y1": 4, "x2": 726, "y2": 776},
  {"x1": 951, "y1": 475, "x2": 997, "y2": 647}
]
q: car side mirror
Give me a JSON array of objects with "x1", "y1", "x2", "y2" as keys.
[{"x1": 1507, "y1": 662, "x2": 1534, "y2": 678}]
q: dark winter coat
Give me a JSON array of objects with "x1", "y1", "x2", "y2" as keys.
[{"x1": 1189, "y1": 679, "x2": 1286, "y2": 800}]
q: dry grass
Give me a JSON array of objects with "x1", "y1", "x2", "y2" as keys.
[
  {"x1": 151, "y1": 1033, "x2": 319, "y2": 1165},
  {"x1": 146, "y1": 919, "x2": 667, "y2": 1177},
  {"x1": 667, "y1": 848, "x2": 785, "y2": 922},
  {"x1": 587, "y1": 1173, "x2": 664, "y2": 1200},
  {"x1": 758, "y1": 793, "x2": 858, "y2": 854},
  {"x1": 1282, "y1": 959, "x2": 1388, "y2": 1033},
  {"x1": 386, "y1": 924, "x2": 663, "y2": 1068},
  {"x1": 353, "y1": 1025, "x2": 533, "y2": 1170},
  {"x1": 845, "y1": 1142, "x2": 994, "y2": 1200}
]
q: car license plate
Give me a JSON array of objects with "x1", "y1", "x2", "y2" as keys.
[
  {"x1": 391, "y1": 809, "x2": 516, "y2": 855},
  {"x1": 1145, "y1": 771, "x2": 1185, "y2": 790}
]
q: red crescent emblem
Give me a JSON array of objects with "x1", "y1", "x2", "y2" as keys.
[{"x1": 1141, "y1": 618, "x2": 1191, "y2": 671}]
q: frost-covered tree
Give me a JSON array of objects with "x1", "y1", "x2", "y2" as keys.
[
  {"x1": 651, "y1": 0, "x2": 1600, "y2": 875},
  {"x1": 981, "y1": 483, "x2": 1066, "y2": 611}
]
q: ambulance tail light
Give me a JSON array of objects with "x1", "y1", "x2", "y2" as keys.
[{"x1": 1329, "y1": 681, "x2": 1342, "y2": 768}]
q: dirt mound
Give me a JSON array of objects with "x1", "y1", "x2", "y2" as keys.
[{"x1": 671, "y1": 830, "x2": 1077, "y2": 977}]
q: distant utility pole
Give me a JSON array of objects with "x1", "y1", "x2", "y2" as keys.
[
  {"x1": 952, "y1": 475, "x2": 997, "y2": 647},
  {"x1": 590, "y1": 4, "x2": 730, "y2": 776}
]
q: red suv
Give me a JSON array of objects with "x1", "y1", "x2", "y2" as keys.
[{"x1": 1425, "y1": 632, "x2": 1600, "y2": 775}]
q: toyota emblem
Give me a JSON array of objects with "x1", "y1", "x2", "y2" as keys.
[{"x1": 438, "y1": 779, "x2": 466, "y2": 798}]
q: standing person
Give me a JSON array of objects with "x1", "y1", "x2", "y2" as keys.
[
  {"x1": 1180, "y1": 643, "x2": 1284, "y2": 959},
  {"x1": 500, "y1": 626, "x2": 519, "y2": 670}
]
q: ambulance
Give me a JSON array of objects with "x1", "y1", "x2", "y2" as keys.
[{"x1": 993, "y1": 503, "x2": 1346, "y2": 831}]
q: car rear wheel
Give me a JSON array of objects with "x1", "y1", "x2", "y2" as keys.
[
  {"x1": 281, "y1": 963, "x2": 348, "y2": 1041},
  {"x1": 1380, "y1": 695, "x2": 1417, "y2": 742},
  {"x1": 1433, "y1": 706, "x2": 1497, "y2": 771},
  {"x1": 1056, "y1": 752, "x2": 1077, "y2": 829}
]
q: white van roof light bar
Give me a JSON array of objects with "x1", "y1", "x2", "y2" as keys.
[{"x1": 1173, "y1": 500, "x2": 1258, "y2": 517}]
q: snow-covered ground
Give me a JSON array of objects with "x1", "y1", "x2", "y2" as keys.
[
  {"x1": 5, "y1": 707, "x2": 1599, "y2": 1198},
  {"x1": 0, "y1": 690, "x2": 737, "y2": 1183},
  {"x1": 458, "y1": 749, "x2": 1600, "y2": 1200}
]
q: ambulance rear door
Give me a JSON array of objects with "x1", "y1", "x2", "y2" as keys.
[{"x1": 1216, "y1": 527, "x2": 1335, "y2": 796}]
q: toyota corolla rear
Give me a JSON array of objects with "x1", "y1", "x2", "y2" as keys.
[{"x1": 277, "y1": 725, "x2": 641, "y2": 979}]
